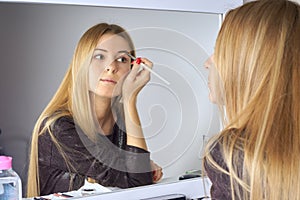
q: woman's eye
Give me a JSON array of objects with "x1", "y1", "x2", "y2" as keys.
[
  {"x1": 94, "y1": 54, "x2": 104, "y2": 60},
  {"x1": 116, "y1": 57, "x2": 128, "y2": 63}
]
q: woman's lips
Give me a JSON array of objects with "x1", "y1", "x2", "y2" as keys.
[{"x1": 100, "y1": 78, "x2": 117, "y2": 84}]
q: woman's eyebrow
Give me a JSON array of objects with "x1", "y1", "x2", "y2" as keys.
[
  {"x1": 93, "y1": 49, "x2": 129, "y2": 55},
  {"x1": 94, "y1": 48, "x2": 107, "y2": 52},
  {"x1": 118, "y1": 50, "x2": 130, "y2": 54}
]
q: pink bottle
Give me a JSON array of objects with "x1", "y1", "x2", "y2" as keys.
[{"x1": 0, "y1": 156, "x2": 22, "y2": 200}]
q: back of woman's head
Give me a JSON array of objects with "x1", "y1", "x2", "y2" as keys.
[
  {"x1": 215, "y1": 0, "x2": 300, "y2": 122},
  {"x1": 211, "y1": 0, "x2": 300, "y2": 199}
]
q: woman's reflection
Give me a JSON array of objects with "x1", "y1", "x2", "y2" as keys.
[{"x1": 26, "y1": 23, "x2": 162, "y2": 198}]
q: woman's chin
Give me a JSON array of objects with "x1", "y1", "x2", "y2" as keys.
[{"x1": 209, "y1": 93, "x2": 217, "y2": 104}]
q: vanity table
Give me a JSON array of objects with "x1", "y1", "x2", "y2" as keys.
[
  {"x1": 23, "y1": 177, "x2": 211, "y2": 200},
  {"x1": 79, "y1": 177, "x2": 211, "y2": 200}
]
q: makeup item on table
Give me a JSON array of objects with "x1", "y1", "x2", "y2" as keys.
[
  {"x1": 81, "y1": 188, "x2": 96, "y2": 196},
  {"x1": 141, "y1": 194, "x2": 186, "y2": 200},
  {"x1": 79, "y1": 178, "x2": 112, "y2": 196},
  {"x1": 178, "y1": 173, "x2": 201, "y2": 180},
  {"x1": 179, "y1": 169, "x2": 202, "y2": 180},
  {"x1": 53, "y1": 193, "x2": 74, "y2": 198},
  {"x1": 34, "y1": 197, "x2": 51, "y2": 200},
  {"x1": 126, "y1": 53, "x2": 170, "y2": 85}
]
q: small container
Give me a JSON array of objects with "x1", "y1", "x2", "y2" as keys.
[{"x1": 0, "y1": 156, "x2": 22, "y2": 200}]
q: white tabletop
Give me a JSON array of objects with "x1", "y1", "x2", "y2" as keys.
[
  {"x1": 24, "y1": 176, "x2": 212, "y2": 200},
  {"x1": 73, "y1": 177, "x2": 211, "y2": 200}
]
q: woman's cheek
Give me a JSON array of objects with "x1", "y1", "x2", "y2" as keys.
[{"x1": 88, "y1": 65, "x2": 102, "y2": 92}]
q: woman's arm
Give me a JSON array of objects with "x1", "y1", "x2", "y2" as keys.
[
  {"x1": 122, "y1": 58, "x2": 163, "y2": 182},
  {"x1": 38, "y1": 117, "x2": 153, "y2": 195},
  {"x1": 123, "y1": 97, "x2": 148, "y2": 150},
  {"x1": 122, "y1": 58, "x2": 153, "y2": 150}
]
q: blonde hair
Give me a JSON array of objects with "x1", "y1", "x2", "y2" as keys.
[
  {"x1": 27, "y1": 23, "x2": 136, "y2": 197},
  {"x1": 205, "y1": 0, "x2": 300, "y2": 199}
]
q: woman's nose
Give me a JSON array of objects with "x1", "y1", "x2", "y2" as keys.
[
  {"x1": 204, "y1": 55, "x2": 214, "y2": 69},
  {"x1": 204, "y1": 60, "x2": 210, "y2": 69},
  {"x1": 105, "y1": 61, "x2": 118, "y2": 73}
]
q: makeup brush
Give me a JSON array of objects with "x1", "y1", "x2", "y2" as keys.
[{"x1": 126, "y1": 53, "x2": 170, "y2": 85}]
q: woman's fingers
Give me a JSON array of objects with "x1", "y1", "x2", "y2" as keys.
[
  {"x1": 151, "y1": 160, "x2": 163, "y2": 183},
  {"x1": 129, "y1": 57, "x2": 153, "y2": 79},
  {"x1": 139, "y1": 58, "x2": 153, "y2": 69},
  {"x1": 122, "y1": 57, "x2": 153, "y2": 99}
]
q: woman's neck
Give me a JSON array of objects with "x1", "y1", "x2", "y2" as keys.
[{"x1": 93, "y1": 95, "x2": 116, "y2": 135}]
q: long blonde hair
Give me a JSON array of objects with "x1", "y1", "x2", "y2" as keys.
[
  {"x1": 205, "y1": 0, "x2": 300, "y2": 199},
  {"x1": 26, "y1": 23, "x2": 136, "y2": 197}
]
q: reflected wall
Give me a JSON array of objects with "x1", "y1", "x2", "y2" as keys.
[{"x1": 0, "y1": 2, "x2": 224, "y2": 193}]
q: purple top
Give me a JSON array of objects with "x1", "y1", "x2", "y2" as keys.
[{"x1": 204, "y1": 140, "x2": 245, "y2": 199}]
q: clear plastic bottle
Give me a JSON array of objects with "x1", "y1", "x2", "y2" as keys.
[{"x1": 0, "y1": 156, "x2": 22, "y2": 200}]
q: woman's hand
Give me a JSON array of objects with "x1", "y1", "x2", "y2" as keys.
[
  {"x1": 151, "y1": 160, "x2": 163, "y2": 183},
  {"x1": 122, "y1": 58, "x2": 153, "y2": 150},
  {"x1": 122, "y1": 58, "x2": 153, "y2": 102}
]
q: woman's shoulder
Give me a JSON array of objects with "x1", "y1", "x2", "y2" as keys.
[
  {"x1": 40, "y1": 115, "x2": 87, "y2": 149},
  {"x1": 52, "y1": 116, "x2": 75, "y2": 129},
  {"x1": 208, "y1": 131, "x2": 242, "y2": 167},
  {"x1": 40, "y1": 115, "x2": 77, "y2": 138},
  {"x1": 208, "y1": 139, "x2": 227, "y2": 169}
]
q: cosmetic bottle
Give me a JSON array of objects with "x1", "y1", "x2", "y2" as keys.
[{"x1": 0, "y1": 156, "x2": 22, "y2": 200}]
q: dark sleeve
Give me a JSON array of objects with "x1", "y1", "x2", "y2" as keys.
[
  {"x1": 204, "y1": 142, "x2": 232, "y2": 200},
  {"x1": 38, "y1": 117, "x2": 153, "y2": 195}
]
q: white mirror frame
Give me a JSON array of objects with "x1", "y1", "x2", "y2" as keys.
[{"x1": 0, "y1": 0, "x2": 243, "y2": 14}]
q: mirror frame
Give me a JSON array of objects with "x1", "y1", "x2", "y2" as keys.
[{"x1": 0, "y1": 0, "x2": 243, "y2": 14}]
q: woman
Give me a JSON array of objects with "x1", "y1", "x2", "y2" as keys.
[
  {"x1": 204, "y1": 0, "x2": 300, "y2": 199},
  {"x1": 27, "y1": 23, "x2": 162, "y2": 197}
]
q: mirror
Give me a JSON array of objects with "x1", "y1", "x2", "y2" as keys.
[{"x1": 0, "y1": 1, "x2": 240, "y2": 196}]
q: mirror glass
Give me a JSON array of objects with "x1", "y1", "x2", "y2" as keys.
[{"x1": 0, "y1": 2, "x2": 222, "y2": 195}]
